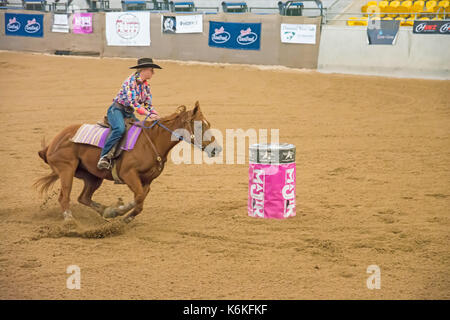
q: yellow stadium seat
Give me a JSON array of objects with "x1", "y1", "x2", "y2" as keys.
[
  {"x1": 388, "y1": 0, "x2": 401, "y2": 17},
  {"x1": 359, "y1": 17, "x2": 369, "y2": 26},
  {"x1": 424, "y1": 0, "x2": 437, "y2": 17},
  {"x1": 434, "y1": 1, "x2": 449, "y2": 18},
  {"x1": 399, "y1": 1, "x2": 412, "y2": 17},
  {"x1": 419, "y1": 16, "x2": 430, "y2": 20},
  {"x1": 437, "y1": 0, "x2": 449, "y2": 9},
  {"x1": 401, "y1": 18, "x2": 415, "y2": 26},
  {"x1": 347, "y1": 17, "x2": 358, "y2": 26},
  {"x1": 347, "y1": 17, "x2": 370, "y2": 26},
  {"x1": 362, "y1": 1, "x2": 379, "y2": 14},
  {"x1": 379, "y1": 0, "x2": 389, "y2": 17},
  {"x1": 365, "y1": 5, "x2": 380, "y2": 17},
  {"x1": 412, "y1": 0, "x2": 425, "y2": 16},
  {"x1": 425, "y1": 0, "x2": 437, "y2": 12}
]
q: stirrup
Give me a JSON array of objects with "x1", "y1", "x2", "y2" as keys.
[{"x1": 97, "y1": 157, "x2": 111, "y2": 170}]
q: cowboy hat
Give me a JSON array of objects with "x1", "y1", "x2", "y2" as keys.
[{"x1": 129, "y1": 58, "x2": 162, "y2": 69}]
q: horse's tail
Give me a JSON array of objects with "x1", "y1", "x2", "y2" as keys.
[
  {"x1": 34, "y1": 171, "x2": 59, "y2": 195},
  {"x1": 38, "y1": 137, "x2": 48, "y2": 164},
  {"x1": 35, "y1": 136, "x2": 59, "y2": 194}
]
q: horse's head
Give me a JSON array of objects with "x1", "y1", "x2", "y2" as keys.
[{"x1": 182, "y1": 101, "x2": 222, "y2": 158}]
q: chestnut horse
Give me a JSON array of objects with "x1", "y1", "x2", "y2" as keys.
[{"x1": 34, "y1": 102, "x2": 222, "y2": 223}]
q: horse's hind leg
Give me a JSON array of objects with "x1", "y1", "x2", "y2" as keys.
[
  {"x1": 76, "y1": 169, "x2": 105, "y2": 215},
  {"x1": 75, "y1": 169, "x2": 135, "y2": 218},
  {"x1": 54, "y1": 161, "x2": 78, "y2": 220}
]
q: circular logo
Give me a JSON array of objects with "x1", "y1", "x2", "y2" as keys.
[
  {"x1": 6, "y1": 21, "x2": 20, "y2": 32},
  {"x1": 212, "y1": 33, "x2": 230, "y2": 43},
  {"x1": 415, "y1": 23, "x2": 426, "y2": 33},
  {"x1": 25, "y1": 22, "x2": 40, "y2": 34},
  {"x1": 440, "y1": 23, "x2": 450, "y2": 33},
  {"x1": 237, "y1": 29, "x2": 258, "y2": 46},
  {"x1": 116, "y1": 14, "x2": 140, "y2": 40}
]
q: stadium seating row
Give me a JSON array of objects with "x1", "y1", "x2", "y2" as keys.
[
  {"x1": 361, "y1": 1, "x2": 449, "y2": 18},
  {"x1": 347, "y1": 15, "x2": 444, "y2": 26}
]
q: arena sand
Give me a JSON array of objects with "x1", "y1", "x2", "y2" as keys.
[{"x1": 0, "y1": 51, "x2": 449, "y2": 299}]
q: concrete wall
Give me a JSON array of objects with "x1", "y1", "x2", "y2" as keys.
[
  {"x1": 0, "y1": 10, "x2": 104, "y2": 53},
  {"x1": 317, "y1": 25, "x2": 450, "y2": 80},
  {"x1": 0, "y1": 10, "x2": 322, "y2": 69}
]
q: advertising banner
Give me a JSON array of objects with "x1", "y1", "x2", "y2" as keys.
[
  {"x1": 208, "y1": 21, "x2": 261, "y2": 51},
  {"x1": 52, "y1": 14, "x2": 69, "y2": 33},
  {"x1": 5, "y1": 13, "x2": 44, "y2": 38},
  {"x1": 106, "y1": 12, "x2": 150, "y2": 46},
  {"x1": 73, "y1": 13, "x2": 93, "y2": 34},
  {"x1": 162, "y1": 15, "x2": 203, "y2": 34},
  {"x1": 413, "y1": 20, "x2": 450, "y2": 34},
  {"x1": 281, "y1": 24, "x2": 316, "y2": 44},
  {"x1": 367, "y1": 20, "x2": 400, "y2": 45}
]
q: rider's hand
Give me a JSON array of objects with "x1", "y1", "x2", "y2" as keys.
[
  {"x1": 148, "y1": 109, "x2": 160, "y2": 120},
  {"x1": 149, "y1": 113, "x2": 160, "y2": 120}
]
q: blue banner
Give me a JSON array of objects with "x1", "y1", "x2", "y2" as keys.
[
  {"x1": 208, "y1": 21, "x2": 261, "y2": 51},
  {"x1": 5, "y1": 13, "x2": 44, "y2": 38}
]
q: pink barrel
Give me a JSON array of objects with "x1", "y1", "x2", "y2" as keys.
[{"x1": 248, "y1": 144, "x2": 296, "y2": 219}]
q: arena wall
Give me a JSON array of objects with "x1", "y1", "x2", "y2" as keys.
[
  {"x1": 0, "y1": 10, "x2": 322, "y2": 69},
  {"x1": 317, "y1": 25, "x2": 450, "y2": 80}
]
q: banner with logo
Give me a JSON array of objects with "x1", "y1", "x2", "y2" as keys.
[
  {"x1": 413, "y1": 20, "x2": 450, "y2": 34},
  {"x1": 281, "y1": 24, "x2": 316, "y2": 44},
  {"x1": 208, "y1": 21, "x2": 261, "y2": 50},
  {"x1": 162, "y1": 15, "x2": 202, "y2": 34},
  {"x1": 367, "y1": 20, "x2": 400, "y2": 45},
  {"x1": 5, "y1": 13, "x2": 43, "y2": 38},
  {"x1": 72, "y1": 13, "x2": 93, "y2": 34},
  {"x1": 52, "y1": 14, "x2": 69, "y2": 33},
  {"x1": 106, "y1": 12, "x2": 150, "y2": 46}
]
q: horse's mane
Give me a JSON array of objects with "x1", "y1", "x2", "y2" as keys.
[{"x1": 159, "y1": 105, "x2": 187, "y2": 122}]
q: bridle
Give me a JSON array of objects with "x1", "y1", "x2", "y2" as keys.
[{"x1": 139, "y1": 112, "x2": 206, "y2": 151}]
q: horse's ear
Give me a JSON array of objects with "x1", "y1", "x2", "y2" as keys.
[
  {"x1": 193, "y1": 101, "x2": 200, "y2": 115},
  {"x1": 177, "y1": 105, "x2": 187, "y2": 114}
]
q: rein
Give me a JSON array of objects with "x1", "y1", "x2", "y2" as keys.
[
  {"x1": 139, "y1": 112, "x2": 204, "y2": 150},
  {"x1": 132, "y1": 112, "x2": 204, "y2": 171}
]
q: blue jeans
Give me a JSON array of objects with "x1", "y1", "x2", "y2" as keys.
[{"x1": 100, "y1": 103, "x2": 137, "y2": 158}]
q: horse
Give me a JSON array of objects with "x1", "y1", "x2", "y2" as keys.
[{"x1": 34, "y1": 102, "x2": 222, "y2": 223}]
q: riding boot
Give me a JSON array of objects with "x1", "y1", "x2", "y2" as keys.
[{"x1": 97, "y1": 155, "x2": 111, "y2": 170}]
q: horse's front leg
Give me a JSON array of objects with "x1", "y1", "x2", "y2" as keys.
[
  {"x1": 103, "y1": 200, "x2": 136, "y2": 218},
  {"x1": 120, "y1": 171, "x2": 151, "y2": 223}
]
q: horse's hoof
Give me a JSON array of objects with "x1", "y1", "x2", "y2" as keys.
[
  {"x1": 115, "y1": 197, "x2": 124, "y2": 207},
  {"x1": 103, "y1": 207, "x2": 117, "y2": 218},
  {"x1": 63, "y1": 210, "x2": 73, "y2": 221},
  {"x1": 123, "y1": 215, "x2": 135, "y2": 224}
]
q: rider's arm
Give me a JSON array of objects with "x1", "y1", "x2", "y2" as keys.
[
  {"x1": 119, "y1": 76, "x2": 142, "y2": 111},
  {"x1": 137, "y1": 85, "x2": 158, "y2": 117}
]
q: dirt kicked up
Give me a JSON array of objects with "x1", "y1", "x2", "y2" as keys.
[{"x1": 0, "y1": 51, "x2": 449, "y2": 299}]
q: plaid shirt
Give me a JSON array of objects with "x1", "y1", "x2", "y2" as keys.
[{"x1": 113, "y1": 72, "x2": 154, "y2": 113}]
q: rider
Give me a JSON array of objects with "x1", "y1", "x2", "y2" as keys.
[{"x1": 97, "y1": 58, "x2": 162, "y2": 170}]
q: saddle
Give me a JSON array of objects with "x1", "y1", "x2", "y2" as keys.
[
  {"x1": 97, "y1": 116, "x2": 136, "y2": 160},
  {"x1": 97, "y1": 117, "x2": 136, "y2": 184}
]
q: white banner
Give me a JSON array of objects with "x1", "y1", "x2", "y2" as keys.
[
  {"x1": 106, "y1": 12, "x2": 150, "y2": 46},
  {"x1": 52, "y1": 14, "x2": 69, "y2": 33},
  {"x1": 176, "y1": 15, "x2": 203, "y2": 33},
  {"x1": 161, "y1": 15, "x2": 203, "y2": 34},
  {"x1": 281, "y1": 24, "x2": 316, "y2": 44}
]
